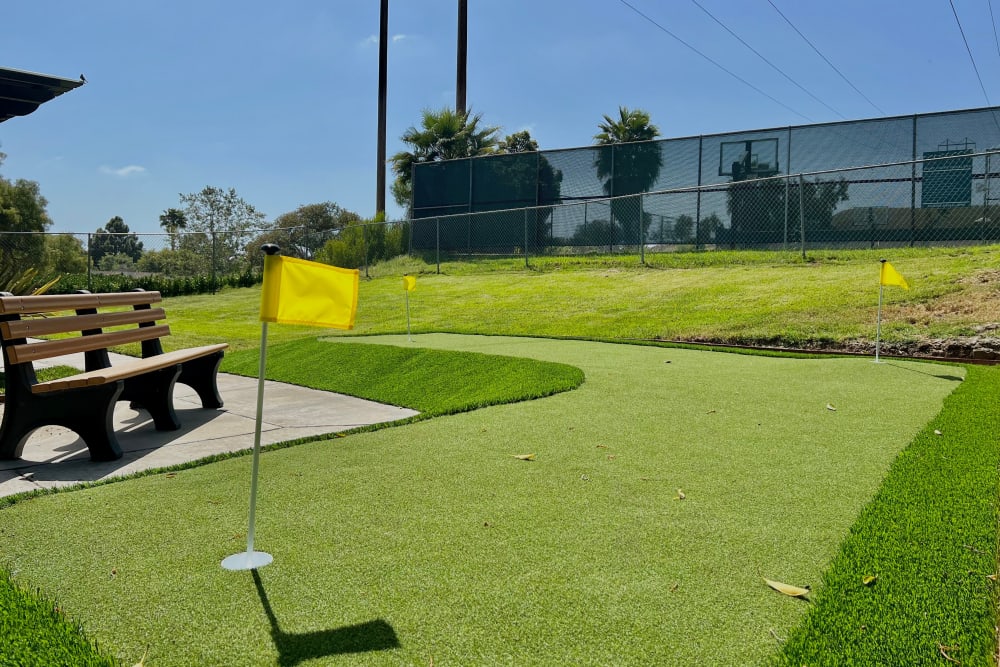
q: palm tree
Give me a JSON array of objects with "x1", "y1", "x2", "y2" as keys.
[
  {"x1": 593, "y1": 107, "x2": 663, "y2": 246},
  {"x1": 391, "y1": 108, "x2": 500, "y2": 214},
  {"x1": 159, "y1": 208, "x2": 187, "y2": 250}
]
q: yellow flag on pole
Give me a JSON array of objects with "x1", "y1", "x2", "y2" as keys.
[
  {"x1": 260, "y1": 255, "x2": 359, "y2": 329},
  {"x1": 403, "y1": 275, "x2": 416, "y2": 292},
  {"x1": 880, "y1": 261, "x2": 910, "y2": 290}
]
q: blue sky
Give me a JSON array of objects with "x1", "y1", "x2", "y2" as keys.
[{"x1": 2, "y1": 0, "x2": 999, "y2": 234}]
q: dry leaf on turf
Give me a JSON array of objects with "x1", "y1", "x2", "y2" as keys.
[
  {"x1": 512, "y1": 453, "x2": 536, "y2": 461},
  {"x1": 674, "y1": 489, "x2": 686, "y2": 500},
  {"x1": 935, "y1": 429, "x2": 943, "y2": 436},
  {"x1": 862, "y1": 575, "x2": 877, "y2": 586},
  {"x1": 826, "y1": 403, "x2": 837, "y2": 411},
  {"x1": 764, "y1": 578, "x2": 810, "y2": 598}
]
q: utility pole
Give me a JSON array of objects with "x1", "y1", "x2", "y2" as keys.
[
  {"x1": 456, "y1": 0, "x2": 467, "y2": 114},
  {"x1": 376, "y1": 0, "x2": 388, "y2": 216}
]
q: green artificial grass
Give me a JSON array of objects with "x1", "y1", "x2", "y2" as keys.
[
  {"x1": 156, "y1": 245, "x2": 1000, "y2": 354},
  {"x1": 0, "y1": 569, "x2": 116, "y2": 667},
  {"x1": 0, "y1": 336, "x2": 963, "y2": 665},
  {"x1": 776, "y1": 364, "x2": 1000, "y2": 666},
  {"x1": 220, "y1": 339, "x2": 584, "y2": 416}
]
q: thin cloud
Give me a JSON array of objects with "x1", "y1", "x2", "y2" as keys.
[
  {"x1": 360, "y1": 33, "x2": 409, "y2": 47},
  {"x1": 100, "y1": 165, "x2": 147, "y2": 177}
]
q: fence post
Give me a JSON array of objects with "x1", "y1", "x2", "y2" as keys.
[
  {"x1": 435, "y1": 217, "x2": 441, "y2": 274},
  {"x1": 211, "y1": 231, "x2": 218, "y2": 294},
  {"x1": 783, "y1": 174, "x2": 790, "y2": 251},
  {"x1": 639, "y1": 194, "x2": 645, "y2": 265},
  {"x1": 87, "y1": 233, "x2": 93, "y2": 291},
  {"x1": 524, "y1": 208, "x2": 529, "y2": 269},
  {"x1": 363, "y1": 223, "x2": 369, "y2": 278},
  {"x1": 695, "y1": 135, "x2": 703, "y2": 251},
  {"x1": 798, "y1": 174, "x2": 806, "y2": 260}
]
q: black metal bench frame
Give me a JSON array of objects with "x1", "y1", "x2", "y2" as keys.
[{"x1": 0, "y1": 290, "x2": 228, "y2": 462}]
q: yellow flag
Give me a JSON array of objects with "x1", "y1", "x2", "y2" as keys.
[
  {"x1": 260, "y1": 255, "x2": 359, "y2": 329},
  {"x1": 403, "y1": 275, "x2": 416, "y2": 292},
  {"x1": 880, "y1": 261, "x2": 909, "y2": 290}
]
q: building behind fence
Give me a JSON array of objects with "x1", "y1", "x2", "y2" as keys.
[{"x1": 410, "y1": 106, "x2": 1000, "y2": 253}]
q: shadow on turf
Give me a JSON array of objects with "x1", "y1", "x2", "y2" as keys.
[
  {"x1": 252, "y1": 570, "x2": 400, "y2": 665},
  {"x1": 882, "y1": 361, "x2": 964, "y2": 383}
]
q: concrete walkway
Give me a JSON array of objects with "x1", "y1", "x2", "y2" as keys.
[{"x1": 0, "y1": 350, "x2": 418, "y2": 498}]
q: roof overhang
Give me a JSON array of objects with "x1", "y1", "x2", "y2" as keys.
[{"x1": 0, "y1": 67, "x2": 85, "y2": 124}]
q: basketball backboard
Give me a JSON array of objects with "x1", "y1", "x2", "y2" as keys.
[{"x1": 719, "y1": 138, "x2": 780, "y2": 177}]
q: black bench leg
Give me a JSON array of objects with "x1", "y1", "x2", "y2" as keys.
[
  {"x1": 178, "y1": 351, "x2": 225, "y2": 409},
  {"x1": 0, "y1": 383, "x2": 125, "y2": 462},
  {"x1": 121, "y1": 365, "x2": 182, "y2": 431}
]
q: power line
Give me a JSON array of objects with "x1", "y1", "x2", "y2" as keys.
[
  {"x1": 990, "y1": 0, "x2": 1000, "y2": 61},
  {"x1": 765, "y1": 0, "x2": 885, "y2": 115},
  {"x1": 948, "y1": 0, "x2": 1000, "y2": 134},
  {"x1": 616, "y1": 0, "x2": 813, "y2": 122},
  {"x1": 689, "y1": 0, "x2": 846, "y2": 119}
]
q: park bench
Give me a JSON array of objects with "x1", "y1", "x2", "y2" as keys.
[{"x1": 0, "y1": 290, "x2": 228, "y2": 462}]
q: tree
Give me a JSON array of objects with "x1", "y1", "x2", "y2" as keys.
[
  {"x1": 391, "y1": 108, "x2": 500, "y2": 214},
  {"x1": 179, "y1": 186, "x2": 267, "y2": 275},
  {"x1": 493, "y1": 129, "x2": 564, "y2": 247},
  {"x1": 159, "y1": 208, "x2": 187, "y2": 250},
  {"x1": 593, "y1": 107, "x2": 663, "y2": 245},
  {"x1": 43, "y1": 234, "x2": 88, "y2": 275},
  {"x1": 0, "y1": 151, "x2": 52, "y2": 289},
  {"x1": 725, "y1": 177, "x2": 849, "y2": 246},
  {"x1": 252, "y1": 202, "x2": 361, "y2": 259},
  {"x1": 498, "y1": 130, "x2": 538, "y2": 154},
  {"x1": 90, "y1": 216, "x2": 143, "y2": 266}
]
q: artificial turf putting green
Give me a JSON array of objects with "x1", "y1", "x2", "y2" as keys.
[{"x1": 0, "y1": 336, "x2": 962, "y2": 665}]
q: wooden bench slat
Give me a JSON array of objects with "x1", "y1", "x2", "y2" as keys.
[
  {"x1": 31, "y1": 344, "x2": 229, "y2": 394},
  {"x1": 1, "y1": 308, "x2": 166, "y2": 339},
  {"x1": 6, "y1": 325, "x2": 172, "y2": 364},
  {"x1": 0, "y1": 291, "x2": 161, "y2": 315}
]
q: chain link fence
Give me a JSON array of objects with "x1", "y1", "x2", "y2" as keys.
[
  {"x1": 409, "y1": 150, "x2": 1000, "y2": 266},
  {"x1": 3, "y1": 150, "x2": 999, "y2": 293}
]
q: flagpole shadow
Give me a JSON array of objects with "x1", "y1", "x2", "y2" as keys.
[
  {"x1": 252, "y1": 570, "x2": 400, "y2": 666},
  {"x1": 881, "y1": 361, "x2": 964, "y2": 382}
]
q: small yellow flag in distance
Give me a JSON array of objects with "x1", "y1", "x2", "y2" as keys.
[
  {"x1": 880, "y1": 260, "x2": 909, "y2": 290},
  {"x1": 403, "y1": 275, "x2": 416, "y2": 292}
]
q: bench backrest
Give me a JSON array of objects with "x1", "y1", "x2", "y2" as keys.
[{"x1": 0, "y1": 291, "x2": 168, "y2": 368}]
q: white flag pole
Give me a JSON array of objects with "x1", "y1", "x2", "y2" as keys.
[
  {"x1": 405, "y1": 288, "x2": 412, "y2": 342},
  {"x1": 874, "y1": 258, "x2": 885, "y2": 364},
  {"x1": 222, "y1": 246, "x2": 278, "y2": 571}
]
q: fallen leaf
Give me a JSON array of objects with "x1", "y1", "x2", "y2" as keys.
[
  {"x1": 706, "y1": 409, "x2": 717, "y2": 414},
  {"x1": 607, "y1": 454, "x2": 617, "y2": 461},
  {"x1": 663, "y1": 360, "x2": 671, "y2": 364},
  {"x1": 669, "y1": 582, "x2": 679, "y2": 591},
  {"x1": 596, "y1": 444, "x2": 607, "y2": 449},
  {"x1": 165, "y1": 473, "x2": 177, "y2": 478},
  {"x1": 826, "y1": 403, "x2": 837, "y2": 411},
  {"x1": 674, "y1": 489, "x2": 686, "y2": 500},
  {"x1": 580, "y1": 474, "x2": 590, "y2": 481},
  {"x1": 934, "y1": 429, "x2": 943, "y2": 436},
  {"x1": 862, "y1": 575, "x2": 877, "y2": 586},
  {"x1": 937, "y1": 643, "x2": 961, "y2": 664},
  {"x1": 19, "y1": 472, "x2": 34, "y2": 481},
  {"x1": 512, "y1": 453, "x2": 535, "y2": 461},
  {"x1": 764, "y1": 578, "x2": 810, "y2": 598},
  {"x1": 132, "y1": 647, "x2": 147, "y2": 667}
]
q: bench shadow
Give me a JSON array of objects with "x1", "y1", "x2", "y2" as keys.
[{"x1": 251, "y1": 570, "x2": 400, "y2": 666}]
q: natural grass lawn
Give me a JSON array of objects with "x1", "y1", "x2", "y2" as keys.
[
  {"x1": 157, "y1": 246, "x2": 1000, "y2": 354},
  {"x1": 0, "y1": 335, "x2": 963, "y2": 665}
]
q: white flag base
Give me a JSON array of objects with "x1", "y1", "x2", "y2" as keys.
[{"x1": 221, "y1": 550, "x2": 273, "y2": 571}]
